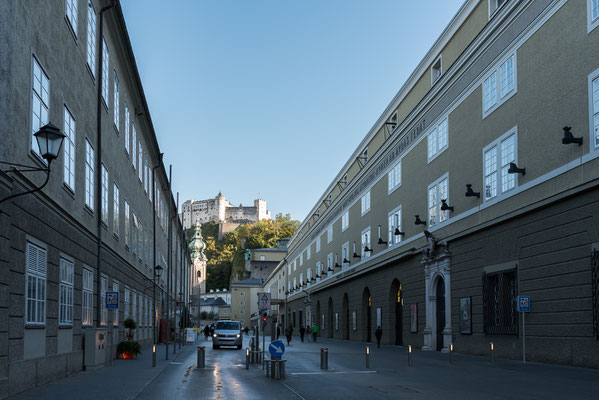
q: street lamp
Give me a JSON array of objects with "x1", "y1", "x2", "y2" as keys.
[
  {"x1": 0, "y1": 123, "x2": 66, "y2": 206},
  {"x1": 152, "y1": 264, "x2": 163, "y2": 367}
]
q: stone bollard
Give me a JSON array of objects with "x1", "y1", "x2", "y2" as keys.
[
  {"x1": 197, "y1": 346, "x2": 205, "y2": 369},
  {"x1": 366, "y1": 346, "x2": 370, "y2": 369},
  {"x1": 408, "y1": 345, "x2": 413, "y2": 367},
  {"x1": 320, "y1": 348, "x2": 328, "y2": 370},
  {"x1": 246, "y1": 348, "x2": 250, "y2": 370}
]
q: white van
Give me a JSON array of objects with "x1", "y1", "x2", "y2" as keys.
[{"x1": 212, "y1": 320, "x2": 242, "y2": 349}]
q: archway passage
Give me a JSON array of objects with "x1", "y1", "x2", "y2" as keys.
[
  {"x1": 342, "y1": 293, "x2": 349, "y2": 340},
  {"x1": 436, "y1": 277, "x2": 446, "y2": 351},
  {"x1": 390, "y1": 279, "x2": 403, "y2": 346},
  {"x1": 327, "y1": 297, "x2": 334, "y2": 338},
  {"x1": 362, "y1": 287, "x2": 372, "y2": 342}
]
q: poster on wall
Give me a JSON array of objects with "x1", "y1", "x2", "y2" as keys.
[
  {"x1": 335, "y1": 312, "x2": 339, "y2": 331},
  {"x1": 376, "y1": 307, "x2": 382, "y2": 328},
  {"x1": 410, "y1": 304, "x2": 418, "y2": 333},
  {"x1": 460, "y1": 297, "x2": 472, "y2": 334},
  {"x1": 352, "y1": 311, "x2": 357, "y2": 331},
  {"x1": 321, "y1": 314, "x2": 325, "y2": 331}
]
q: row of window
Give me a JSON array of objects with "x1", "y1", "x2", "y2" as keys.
[{"x1": 26, "y1": 241, "x2": 151, "y2": 327}]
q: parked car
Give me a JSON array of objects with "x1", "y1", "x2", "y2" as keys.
[{"x1": 212, "y1": 320, "x2": 242, "y2": 349}]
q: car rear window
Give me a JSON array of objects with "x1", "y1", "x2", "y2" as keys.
[{"x1": 216, "y1": 321, "x2": 240, "y2": 330}]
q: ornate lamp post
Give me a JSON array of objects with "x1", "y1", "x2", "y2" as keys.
[{"x1": 152, "y1": 264, "x2": 163, "y2": 367}]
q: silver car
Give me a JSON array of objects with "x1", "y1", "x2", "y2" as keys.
[{"x1": 212, "y1": 320, "x2": 242, "y2": 349}]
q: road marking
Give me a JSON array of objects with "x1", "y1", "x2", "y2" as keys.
[
  {"x1": 281, "y1": 383, "x2": 306, "y2": 400},
  {"x1": 170, "y1": 362, "x2": 183, "y2": 365},
  {"x1": 291, "y1": 370, "x2": 377, "y2": 375}
]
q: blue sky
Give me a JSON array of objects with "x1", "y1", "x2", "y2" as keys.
[{"x1": 121, "y1": 0, "x2": 465, "y2": 222}]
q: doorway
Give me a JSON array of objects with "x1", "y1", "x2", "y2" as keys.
[
  {"x1": 342, "y1": 293, "x2": 349, "y2": 340},
  {"x1": 390, "y1": 279, "x2": 403, "y2": 346},
  {"x1": 362, "y1": 287, "x2": 372, "y2": 342},
  {"x1": 436, "y1": 278, "x2": 445, "y2": 351}
]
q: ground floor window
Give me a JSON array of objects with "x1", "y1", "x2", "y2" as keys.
[{"x1": 483, "y1": 268, "x2": 518, "y2": 335}]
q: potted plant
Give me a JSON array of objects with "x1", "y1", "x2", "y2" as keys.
[{"x1": 117, "y1": 318, "x2": 141, "y2": 359}]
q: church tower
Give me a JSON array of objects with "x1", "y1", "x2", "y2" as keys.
[{"x1": 189, "y1": 219, "x2": 207, "y2": 296}]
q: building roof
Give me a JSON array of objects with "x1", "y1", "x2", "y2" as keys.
[
  {"x1": 201, "y1": 297, "x2": 227, "y2": 307},
  {"x1": 231, "y1": 278, "x2": 264, "y2": 287}
]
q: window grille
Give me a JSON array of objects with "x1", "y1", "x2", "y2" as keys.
[{"x1": 483, "y1": 268, "x2": 518, "y2": 335}]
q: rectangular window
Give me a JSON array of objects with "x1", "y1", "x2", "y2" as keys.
[
  {"x1": 306, "y1": 247, "x2": 311, "y2": 260},
  {"x1": 360, "y1": 191, "x2": 371, "y2": 215},
  {"x1": 428, "y1": 174, "x2": 449, "y2": 227},
  {"x1": 317, "y1": 260, "x2": 323, "y2": 277},
  {"x1": 124, "y1": 201, "x2": 130, "y2": 247},
  {"x1": 101, "y1": 276, "x2": 107, "y2": 325},
  {"x1": 293, "y1": 277, "x2": 297, "y2": 290},
  {"x1": 299, "y1": 273, "x2": 303, "y2": 290},
  {"x1": 482, "y1": 54, "x2": 516, "y2": 117},
  {"x1": 101, "y1": 164, "x2": 108, "y2": 225},
  {"x1": 31, "y1": 57, "x2": 50, "y2": 158},
  {"x1": 590, "y1": 0, "x2": 599, "y2": 32},
  {"x1": 59, "y1": 258, "x2": 74, "y2": 325},
  {"x1": 594, "y1": 0, "x2": 599, "y2": 20},
  {"x1": 327, "y1": 225, "x2": 333, "y2": 243},
  {"x1": 483, "y1": 268, "x2": 518, "y2": 335},
  {"x1": 124, "y1": 104, "x2": 130, "y2": 153},
  {"x1": 112, "y1": 281, "x2": 119, "y2": 326},
  {"x1": 113, "y1": 70, "x2": 119, "y2": 130},
  {"x1": 427, "y1": 118, "x2": 448, "y2": 162},
  {"x1": 124, "y1": 287, "x2": 130, "y2": 319},
  {"x1": 101, "y1": 38, "x2": 109, "y2": 105},
  {"x1": 315, "y1": 237, "x2": 320, "y2": 253},
  {"x1": 387, "y1": 160, "x2": 401, "y2": 193},
  {"x1": 138, "y1": 141, "x2": 143, "y2": 182},
  {"x1": 63, "y1": 107, "x2": 76, "y2": 190},
  {"x1": 82, "y1": 268, "x2": 93, "y2": 326},
  {"x1": 341, "y1": 211, "x2": 349, "y2": 231},
  {"x1": 387, "y1": 206, "x2": 402, "y2": 247},
  {"x1": 341, "y1": 242, "x2": 349, "y2": 269},
  {"x1": 431, "y1": 55, "x2": 442, "y2": 84},
  {"x1": 85, "y1": 139, "x2": 94, "y2": 210},
  {"x1": 299, "y1": 253, "x2": 303, "y2": 266},
  {"x1": 132, "y1": 213, "x2": 137, "y2": 255},
  {"x1": 65, "y1": 0, "x2": 78, "y2": 34},
  {"x1": 86, "y1": 2, "x2": 96, "y2": 74},
  {"x1": 26, "y1": 242, "x2": 47, "y2": 325},
  {"x1": 132, "y1": 123, "x2": 137, "y2": 168},
  {"x1": 483, "y1": 129, "x2": 517, "y2": 201},
  {"x1": 131, "y1": 290, "x2": 137, "y2": 323},
  {"x1": 590, "y1": 72, "x2": 599, "y2": 150},
  {"x1": 361, "y1": 228, "x2": 371, "y2": 258},
  {"x1": 113, "y1": 183, "x2": 120, "y2": 236}
]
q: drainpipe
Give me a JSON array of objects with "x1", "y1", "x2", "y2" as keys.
[
  {"x1": 96, "y1": 0, "x2": 116, "y2": 328},
  {"x1": 166, "y1": 165, "x2": 172, "y2": 359}
]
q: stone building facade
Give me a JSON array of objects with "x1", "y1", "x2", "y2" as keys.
[
  {"x1": 0, "y1": 1, "x2": 190, "y2": 397},
  {"x1": 277, "y1": 0, "x2": 599, "y2": 368}
]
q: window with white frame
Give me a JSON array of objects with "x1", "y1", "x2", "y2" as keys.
[
  {"x1": 361, "y1": 191, "x2": 371, "y2": 215},
  {"x1": 361, "y1": 228, "x2": 371, "y2": 258},
  {"x1": 101, "y1": 38, "x2": 109, "y2": 104},
  {"x1": 327, "y1": 225, "x2": 333, "y2": 243},
  {"x1": 124, "y1": 201, "x2": 130, "y2": 247},
  {"x1": 428, "y1": 174, "x2": 449, "y2": 227},
  {"x1": 299, "y1": 273, "x2": 303, "y2": 289},
  {"x1": 138, "y1": 294, "x2": 142, "y2": 326},
  {"x1": 287, "y1": 264, "x2": 291, "y2": 275},
  {"x1": 590, "y1": 71, "x2": 599, "y2": 150},
  {"x1": 101, "y1": 276, "x2": 107, "y2": 325},
  {"x1": 132, "y1": 213, "x2": 137, "y2": 255},
  {"x1": 431, "y1": 55, "x2": 442, "y2": 84},
  {"x1": 26, "y1": 242, "x2": 47, "y2": 325},
  {"x1": 484, "y1": 129, "x2": 517, "y2": 201},
  {"x1": 388, "y1": 206, "x2": 402, "y2": 247},
  {"x1": 145, "y1": 296, "x2": 150, "y2": 326},
  {"x1": 31, "y1": 57, "x2": 50, "y2": 158},
  {"x1": 307, "y1": 247, "x2": 311, "y2": 260},
  {"x1": 327, "y1": 253, "x2": 333, "y2": 272},
  {"x1": 293, "y1": 277, "x2": 296, "y2": 290},
  {"x1": 287, "y1": 282, "x2": 291, "y2": 293},
  {"x1": 113, "y1": 70, "x2": 119, "y2": 130},
  {"x1": 388, "y1": 160, "x2": 401, "y2": 193},
  {"x1": 113, "y1": 183, "x2": 120, "y2": 236},
  {"x1": 589, "y1": 0, "x2": 599, "y2": 32},
  {"x1": 63, "y1": 107, "x2": 76, "y2": 190},
  {"x1": 316, "y1": 261, "x2": 322, "y2": 278},
  {"x1": 112, "y1": 281, "x2": 119, "y2": 325},
  {"x1": 59, "y1": 258, "x2": 74, "y2": 325},
  {"x1": 124, "y1": 104, "x2": 130, "y2": 153},
  {"x1": 300, "y1": 253, "x2": 303, "y2": 266},
  {"x1": 101, "y1": 164, "x2": 108, "y2": 225},
  {"x1": 65, "y1": 0, "x2": 78, "y2": 34},
  {"x1": 131, "y1": 290, "x2": 137, "y2": 322},
  {"x1": 341, "y1": 211, "x2": 349, "y2": 231},
  {"x1": 341, "y1": 242, "x2": 349, "y2": 268},
  {"x1": 315, "y1": 237, "x2": 320, "y2": 253},
  {"x1": 124, "y1": 286, "x2": 130, "y2": 319},
  {"x1": 82, "y1": 268, "x2": 93, "y2": 326},
  {"x1": 427, "y1": 118, "x2": 448, "y2": 162},
  {"x1": 86, "y1": 2, "x2": 96, "y2": 74},
  {"x1": 132, "y1": 123, "x2": 137, "y2": 168},
  {"x1": 138, "y1": 141, "x2": 143, "y2": 182},
  {"x1": 85, "y1": 139, "x2": 94, "y2": 210},
  {"x1": 482, "y1": 54, "x2": 516, "y2": 117}
]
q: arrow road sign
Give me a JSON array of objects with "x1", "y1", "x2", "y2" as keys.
[{"x1": 269, "y1": 340, "x2": 285, "y2": 357}]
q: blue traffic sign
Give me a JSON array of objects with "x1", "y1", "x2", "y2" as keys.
[
  {"x1": 269, "y1": 340, "x2": 285, "y2": 357},
  {"x1": 106, "y1": 291, "x2": 119, "y2": 309},
  {"x1": 517, "y1": 296, "x2": 530, "y2": 312}
]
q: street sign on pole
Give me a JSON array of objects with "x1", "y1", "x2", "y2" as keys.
[
  {"x1": 517, "y1": 296, "x2": 530, "y2": 312},
  {"x1": 517, "y1": 295, "x2": 530, "y2": 363},
  {"x1": 106, "y1": 291, "x2": 119, "y2": 309},
  {"x1": 269, "y1": 340, "x2": 285, "y2": 357},
  {"x1": 258, "y1": 292, "x2": 271, "y2": 311}
]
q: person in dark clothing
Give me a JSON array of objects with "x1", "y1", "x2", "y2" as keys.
[
  {"x1": 203, "y1": 325, "x2": 210, "y2": 341},
  {"x1": 276, "y1": 325, "x2": 281, "y2": 340},
  {"x1": 375, "y1": 326, "x2": 383, "y2": 348},
  {"x1": 285, "y1": 325, "x2": 293, "y2": 346},
  {"x1": 244, "y1": 326, "x2": 249, "y2": 336},
  {"x1": 299, "y1": 325, "x2": 306, "y2": 342}
]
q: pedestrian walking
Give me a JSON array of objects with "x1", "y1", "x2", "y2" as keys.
[
  {"x1": 203, "y1": 325, "x2": 210, "y2": 341},
  {"x1": 285, "y1": 325, "x2": 293, "y2": 346},
  {"x1": 312, "y1": 323, "x2": 318, "y2": 342},
  {"x1": 375, "y1": 326, "x2": 383, "y2": 348},
  {"x1": 299, "y1": 325, "x2": 306, "y2": 342},
  {"x1": 244, "y1": 326, "x2": 249, "y2": 336}
]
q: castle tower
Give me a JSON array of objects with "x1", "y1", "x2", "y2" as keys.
[
  {"x1": 189, "y1": 219, "x2": 207, "y2": 295},
  {"x1": 216, "y1": 191, "x2": 227, "y2": 222},
  {"x1": 254, "y1": 198, "x2": 271, "y2": 221}
]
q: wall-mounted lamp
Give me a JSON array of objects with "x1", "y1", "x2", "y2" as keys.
[
  {"x1": 394, "y1": 227, "x2": 405, "y2": 236},
  {"x1": 440, "y1": 199, "x2": 454, "y2": 212},
  {"x1": 310, "y1": 277, "x2": 315, "y2": 283},
  {"x1": 415, "y1": 215, "x2": 426, "y2": 226},
  {"x1": 507, "y1": 162, "x2": 525, "y2": 175},
  {"x1": 465, "y1": 184, "x2": 480, "y2": 198},
  {"x1": 334, "y1": 254, "x2": 341, "y2": 269},
  {"x1": 377, "y1": 225, "x2": 387, "y2": 245},
  {"x1": 562, "y1": 126, "x2": 582, "y2": 146},
  {"x1": 353, "y1": 242, "x2": 361, "y2": 258},
  {"x1": 343, "y1": 258, "x2": 350, "y2": 264},
  {"x1": 316, "y1": 274, "x2": 321, "y2": 279},
  {"x1": 364, "y1": 245, "x2": 372, "y2": 253}
]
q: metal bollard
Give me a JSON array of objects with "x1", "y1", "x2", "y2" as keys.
[
  {"x1": 365, "y1": 346, "x2": 370, "y2": 369},
  {"x1": 320, "y1": 348, "x2": 328, "y2": 370},
  {"x1": 246, "y1": 348, "x2": 250, "y2": 370},
  {"x1": 449, "y1": 344, "x2": 453, "y2": 365},
  {"x1": 152, "y1": 344, "x2": 156, "y2": 368},
  {"x1": 490, "y1": 342, "x2": 494, "y2": 365},
  {"x1": 408, "y1": 345, "x2": 413, "y2": 367},
  {"x1": 197, "y1": 346, "x2": 205, "y2": 369},
  {"x1": 279, "y1": 360, "x2": 286, "y2": 379}
]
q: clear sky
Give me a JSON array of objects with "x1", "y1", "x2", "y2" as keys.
[{"x1": 120, "y1": 0, "x2": 465, "y2": 222}]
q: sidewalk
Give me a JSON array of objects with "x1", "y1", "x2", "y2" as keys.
[{"x1": 9, "y1": 342, "x2": 195, "y2": 400}]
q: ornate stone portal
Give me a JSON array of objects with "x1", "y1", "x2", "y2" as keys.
[{"x1": 421, "y1": 230, "x2": 452, "y2": 352}]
